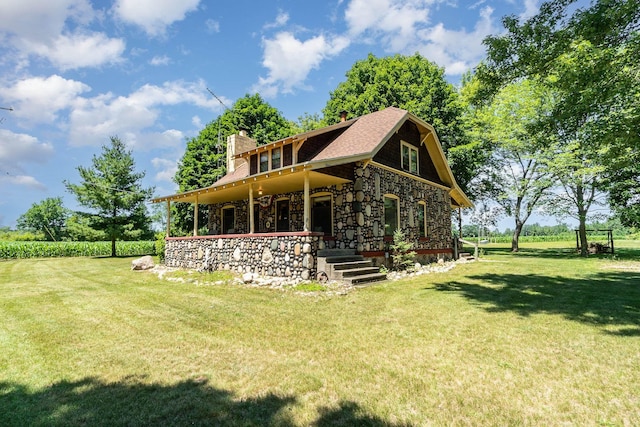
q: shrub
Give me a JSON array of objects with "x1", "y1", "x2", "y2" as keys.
[
  {"x1": 155, "y1": 232, "x2": 166, "y2": 263},
  {"x1": 391, "y1": 229, "x2": 416, "y2": 271}
]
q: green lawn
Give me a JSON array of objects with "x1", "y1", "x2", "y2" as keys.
[{"x1": 1, "y1": 242, "x2": 639, "y2": 426}]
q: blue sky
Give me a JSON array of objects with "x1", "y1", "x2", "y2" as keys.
[{"x1": 0, "y1": 0, "x2": 542, "y2": 229}]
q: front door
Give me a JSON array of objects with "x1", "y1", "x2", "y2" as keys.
[{"x1": 276, "y1": 199, "x2": 289, "y2": 232}]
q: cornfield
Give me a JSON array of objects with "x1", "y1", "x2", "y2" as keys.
[{"x1": 0, "y1": 241, "x2": 155, "y2": 259}]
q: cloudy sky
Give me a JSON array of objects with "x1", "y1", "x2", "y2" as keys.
[{"x1": 0, "y1": 0, "x2": 541, "y2": 228}]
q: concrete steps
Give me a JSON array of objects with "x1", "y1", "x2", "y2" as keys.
[{"x1": 317, "y1": 249, "x2": 386, "y2": 285}]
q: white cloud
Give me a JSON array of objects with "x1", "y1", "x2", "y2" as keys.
[
  {"x1": 254, "y1": 32, "x2": 350, "y2": 96},
  {"x1": 519, "y1": 0, "x2": 539, "y2": 20},
  {"x1": 0, "y1": 0, "x2": 123, "y2": 71},
  {"x1": 0, "y1": 129, "x2": 53, "y2": 190},
  {"x1": 68, "y1": 80, "x2": 222, "y2": 147},
  {"x1": 414, "y1": 6, "x2": 497, "y2": 76},
  {"x1": 22, "y1": 32, "x2": 125, "y2": 71},
  {"x1": 152, "y1": 157, "x2": 178, "y2": 182},
  {"x1": 345, "y1": 0, "x2": 433, "y2": 51},
  {"x1": 113, "y1": 0, "x2": 201, "y2": 36},
  {"x1": 150, "y1": 55, "x2": 171, "y2": 66},
  {"x1": 264, "y1": 11, "x2": 289, "y2": 30},
  {"x1": 0, "y1": 0, "x2": 94, "y2": 43},
  {"x1": 192, "y1": 115, "x2": 203, "y2": 128},
  {"x1": 0, "y1": 75, "x2": 90, "y2": 124},
  {"x1": 205, "y1": 19, "x2": 220, "y2": 34}
]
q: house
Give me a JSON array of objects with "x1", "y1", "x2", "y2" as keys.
[{"x1": 153, "y1": 107, "x2": 472, "y2": 283}]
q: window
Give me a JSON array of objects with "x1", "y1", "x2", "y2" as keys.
[
  {"x1": 222, "y1": 206, "x2": 235, "y2": 234},
  {"x1": 418, "y1": 202, "x2": 427, "y2": 238},
  {"x1": 276, "y1": 199, "x2": 290, "y2": 232},
  {"x1": 311, "y1": 194, "x2": 332, "y2": 235},
  {"x1": 401, "y1": 141, "x2": 419, "y2": 174},
  {"x1": 271, "y1": 147, "x2": 281, "y2": 169},
  {"x1": 384, "y1": 195, "x2": 399, "y2": 236},
  {"x1": 259, "y1": 151, "x2": 269, "y2": 172}
]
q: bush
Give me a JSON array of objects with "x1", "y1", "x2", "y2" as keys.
[
  {"x1": 391, "y1": 229, "x2": 416, "y2": 271},
  {"x1": 155, "y1": 232, "x2": 166, "y2": 263}
]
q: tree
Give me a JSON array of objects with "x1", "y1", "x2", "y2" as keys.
[
  {"x1": 173, "y1": 94, "x2": 293, "y2": 234},
  {"x1": 16, "y1": 197, "x2": 69, "y2": 241},
  {"x1": 479, "y1": 0, "x2": 640, "y2": 255},
  {"x1": 470, "y1": 79, "x2": 556, "y2": 251},
  {"x1": 65, "y1": 136, "x2": 154, "y2": 256},
  {"x1": 323, "y1": 53, "x2": 486, "y2": 198}
]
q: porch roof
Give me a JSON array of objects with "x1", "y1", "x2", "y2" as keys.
[{"x1": 152, "y1": 164, "x2": 350, "y2": 205}]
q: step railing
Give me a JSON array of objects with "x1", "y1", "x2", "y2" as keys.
[{"x1": 457, "y1": 238, "x2": 479, "y2": 259}]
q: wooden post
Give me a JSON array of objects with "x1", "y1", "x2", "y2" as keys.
[
  {"x1": 166, "y1": 200, "x2": 171, "y2": 237},
  {"x1": 303, "y1": 171, "x2": 310, "y2": 232},
  {"x1": 193, "y1": 195, "x2": 199, "y2": 236},
  {"x1": 249, "y1": 186, "x2": 255, "y2": 234}
]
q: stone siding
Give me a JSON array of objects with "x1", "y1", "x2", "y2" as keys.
[
  {"x1": 202, "y1": 162, "x2": 453, "y2": 271},
  {"x1": 165, "y1": 233, "x2": 322, "y2": 280}
]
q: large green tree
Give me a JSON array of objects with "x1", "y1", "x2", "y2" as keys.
[
  {"x1": 16, "y1": 197, "x2": 69, "y2": 241},
  {"x1": 65, "y1": 136, "x2": 154, "y2": 256},
  {"x1": 467, "y1": 79, "x2": 556, "y2": 251},
  {"x1": 173, "y1": 94, "x2": 293, "y2": 234},
  {"x1": 323, "y1": 53, "x2": 484, "y2": 198},
  {"x1": 479, "y1": 0, "x2": 640, "y2": 254}
]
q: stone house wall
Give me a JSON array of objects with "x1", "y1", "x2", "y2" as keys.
[
  {"x1": 205, "y1": 162, "x2": 453, "y2": 267},
  {"x1": 165, "y1": 233, "x2": 322, "y2": 280}
]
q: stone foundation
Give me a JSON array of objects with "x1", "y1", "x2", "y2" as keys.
[{"x1": 165, "y1": 232, "x2": 322, "y2": 280}]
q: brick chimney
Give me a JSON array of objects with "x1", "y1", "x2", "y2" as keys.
[{"x1": 226, "y1": 131, "x2": 257, "y2": 175}]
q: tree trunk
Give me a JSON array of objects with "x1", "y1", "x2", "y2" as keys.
[
  {"x1": 511, "y1": 221, "x2": 523, "y2": 252},
  {"x1": 576, "y1": 185, "x2": 588, "y2": 257},
  {"x1": 111, "y1": 238, "x2": 116, "y2": 257}
]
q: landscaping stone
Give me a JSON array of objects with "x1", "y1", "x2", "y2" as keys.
[{"x1": 131, "y1": 255, "x2": 155, "y2": 270}]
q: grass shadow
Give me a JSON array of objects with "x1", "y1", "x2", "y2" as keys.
[
  {"x1": 0, "y1": 376, "x2": 293, "y2": 426},
  {"x1": 433, "y1": 270, "x2": 640, "y2": 335},
  {"x1": 0, "y1": 377, "x2": 406, "y2": 426}
]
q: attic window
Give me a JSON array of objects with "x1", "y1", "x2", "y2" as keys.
[
  {"x1": 259, "y1": 152, "x2": 269, "y2": 173},
  {"x1": 401, "y1": 141, "x2": 418, "y2": 174}
]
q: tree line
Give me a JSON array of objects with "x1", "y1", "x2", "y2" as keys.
[{"x1": 12, "y1": 0, "x2": 639, "y2": 257}]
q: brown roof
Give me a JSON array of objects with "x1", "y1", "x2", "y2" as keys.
[{"x1": 311, "y1": 107, "x2": 408, "y2": 162}]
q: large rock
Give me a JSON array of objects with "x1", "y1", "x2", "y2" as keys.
[{"x1": 131, "y1": 255, "x2": 155, "y2": 270}]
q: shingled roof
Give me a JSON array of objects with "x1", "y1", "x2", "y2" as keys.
[{"x1": 153, "y1": 107, "x2": 472, "y2": 208}]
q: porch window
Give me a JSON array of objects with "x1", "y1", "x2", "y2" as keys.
[
  {"x1": 418, "y1": 201, "x2": 427, "y2": 237},
  {"x1": 271, "y1": 147, "x2": 281, "y2": 169},
  {"x1": 311, "y1": 194, "x2": 332, "y2": 235},
  {"x1": 401, "y1": 141, "x2": 418, "y2": 174},
  {"x1": 259, "y1": 151, "x2": 269, "y2": 173},
  {"x1": 222, "y1": 206, "x2": 235, "y2": 234},
  {"x1": 384, "y1": 195, "x2": 399, "y2": 236}
]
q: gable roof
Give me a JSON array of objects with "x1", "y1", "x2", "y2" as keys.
[{"x1": 153, "y1": 107, "x2": 472, "y2": 208}]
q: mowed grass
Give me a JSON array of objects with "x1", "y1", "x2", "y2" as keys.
[{"x1": 1, "y1": 242, "x2": 639, "y2": 426}]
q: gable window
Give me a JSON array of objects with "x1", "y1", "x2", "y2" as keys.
[
  {"x1": 401, "y1": 141, "x2": 419, "y2": 174},
  {"x1": 271, "y1": 147, "x2": 281, "y2": 169},
  {"x1": 418, "y1": 201, "x2": 427, "y2": 238},
  {"x1": 259, "y1": 152, "x2": 269, "y2": 172},
  {"x1": 222, "y1": 206, "x2": 235, "y2": 234},
  {"x1": 384, "y1": 195, "x2": 399, "y2": 236}
]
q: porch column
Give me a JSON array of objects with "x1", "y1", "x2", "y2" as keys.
[
  {"x1": 303, "y1": 171, "x2": 310, "y2": 232},
  {"x1": 166, "y1": 200, "x2": 171, "y2": 237},
  {"x1": 193, "y1": 195, "x2": 199, "y2": 236},
  {"x1": 249, "y1": 186, "x2": 255, "y2": 234}
]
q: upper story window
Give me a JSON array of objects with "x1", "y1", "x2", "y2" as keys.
[
  {"x1": 250, "y1": 144, "x2": 292, "y2": 175},
  {"x1": 271, "y1": 147, "x2": 281, "y2": 169},
  {"x1": 259, "y1": 152, "x2": 269, "y2": 173},
  {"x1": 401, "y1": 141, "x2": 419, "y2": 174}
]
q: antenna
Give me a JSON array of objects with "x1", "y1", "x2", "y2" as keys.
[{"x1": 206, "y1": 88, "x2": 232, "y2": 158}]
